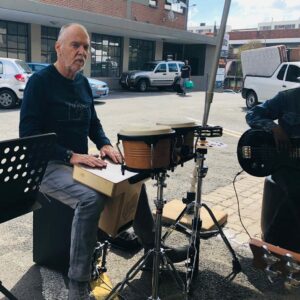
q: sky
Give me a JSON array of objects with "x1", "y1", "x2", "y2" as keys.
[{"x1": 188, "y1": 0, "x2": 300, "y2": 29}]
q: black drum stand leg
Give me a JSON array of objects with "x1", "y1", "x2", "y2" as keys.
[
  {"x1": 201, "y1": 203, "x2": 241, "y2": 279},
  {"x1": 162, "y1": 200, "x2": 194, "y2": 241},
  {"x1": 0, "y1": 281, "x2": 18, "y2": 300},
  {"x1": 106, "y1": 171, "x2": 186, "y2": 300}
]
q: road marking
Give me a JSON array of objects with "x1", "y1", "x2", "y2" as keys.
[
  {"x1": 222, "y1": 128, "x2": 242, "y2": 138},
  {"x1": 186, "y1": 119, "x2": 244, "y2": 138},
  {"x1": 207, "y1": 123, "x2": 242, "y2": 138}
]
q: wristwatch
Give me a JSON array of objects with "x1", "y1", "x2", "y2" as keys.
[{"x1": 64, "y1": 149, "x2": 74, "y2": 163}]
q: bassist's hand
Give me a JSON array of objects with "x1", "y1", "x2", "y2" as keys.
[{"x1": 271, "y1": 125, "x2": 291, "y2": 153}]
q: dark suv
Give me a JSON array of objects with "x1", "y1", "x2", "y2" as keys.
[{"x1": 120, "y1": 60, "x2": 184, "y2": 92}]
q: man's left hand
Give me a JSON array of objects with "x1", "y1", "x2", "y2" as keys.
[{"x1": 100, "y1": 145, "x2": 122, "y2": 164}]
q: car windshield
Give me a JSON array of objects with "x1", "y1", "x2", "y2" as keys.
[
  {"x1": 16, "y1": 60, "x2": 32, "y2": 74},
  {"x1": 141, "y1": 62, "x2": 157, "y2": 71}
]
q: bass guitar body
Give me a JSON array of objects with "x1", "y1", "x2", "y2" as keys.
[{"x1": 237, "y1": 129, "x2": 300, "y2": 177}]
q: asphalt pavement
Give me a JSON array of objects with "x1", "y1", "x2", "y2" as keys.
[{"x1": 0, "y1": 90, "x2": 299, "y2": 299}]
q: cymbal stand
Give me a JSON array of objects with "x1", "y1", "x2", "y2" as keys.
[{"x1": 106, "y1": 170, "x2": 186, "y2": 300}]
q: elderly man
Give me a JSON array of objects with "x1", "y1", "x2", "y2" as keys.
[{"x1": 20, "y1": 23, "x2": 187, "y2": 299}]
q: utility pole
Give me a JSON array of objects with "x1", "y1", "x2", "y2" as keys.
[
  {"x1": 186, "y1": 0, "x2": 189, "y2": 30},
  {"x1": 202, "y1": 0, "x2": 231, "y2": 126}
]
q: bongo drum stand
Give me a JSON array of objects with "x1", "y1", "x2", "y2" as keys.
[
  {"x1": 107, "y1": 170, "x2": 186, "y2": 300},
  {"x1": 162, "y1": 128, "x2": 241, "y2": 293}
]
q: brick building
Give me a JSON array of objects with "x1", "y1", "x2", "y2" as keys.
[
  {"x1": 225, "y1": 27, "x2": 300, "y2": 91},
  {"x1": 0, "y1": 0, "x2": 217, "y2": 89},
  {"x1": 229, "y1": 28, "x2": 300, "y2": 57}
]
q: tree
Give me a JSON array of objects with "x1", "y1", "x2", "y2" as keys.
[{"x1": 237, "y1": 40, "x2": 264, "y2": 60}]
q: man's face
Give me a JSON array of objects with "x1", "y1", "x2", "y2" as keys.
[{"x1": 55, "y1": 25, "x2": 90, "y2": 75}]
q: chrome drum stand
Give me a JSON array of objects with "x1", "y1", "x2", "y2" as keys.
[
  {"x1": 106, "y1": 170, "x2": 186, "y2": 300},
  {"x1": 163, "y1": 127, "x2": 242, "y2": 294},
  {"x1": 185, "y1": 144, "x2": 241, "y2": 293}
]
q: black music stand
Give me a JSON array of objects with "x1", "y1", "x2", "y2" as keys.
[{"x1": 0, "y1": 133, "x2": 56, "y2": 300}]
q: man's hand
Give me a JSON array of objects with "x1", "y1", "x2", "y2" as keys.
[
  {"x1": 271, "y1": 125, "x2": 291, "y2": 152},
  {"x1": 100, "y1": 145, "x2": 122, "y2": 164},
  {"x1": 70, "y1": 153, "x2": 107, "y2": 168}
]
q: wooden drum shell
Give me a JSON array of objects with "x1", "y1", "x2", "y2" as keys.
[
  {"x1": 156, "y1": 120, "x2": 200, "y2": 164},
  {"x1": 118, "y1": 125, "x2": 175, "y2": 171},
  {"x1": 122, "y1": 138, "x2": 172, "y2": 170}
]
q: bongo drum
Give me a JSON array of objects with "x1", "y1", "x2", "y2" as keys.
[
  {"x1": 156, "y1": 119, "x2": 200, "y2": 164},
  {"x1": 117, "y1": 125, "x2": 175, "y2": 171}
]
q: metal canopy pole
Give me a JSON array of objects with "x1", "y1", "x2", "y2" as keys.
[{"x1": 202, "y1": 0, "x2": 231, "y2": 126}]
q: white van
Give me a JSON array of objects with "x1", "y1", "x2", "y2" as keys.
[{"x1": 0, "y1": 58, "x2": 32, "y2": 109}]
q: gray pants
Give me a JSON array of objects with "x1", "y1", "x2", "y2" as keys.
[
  {"x1": 180, "y1": 78, "x2": 189, "y2": 94},
  {"x1": 40, "y1": 161, "x2": 155, "y2": 282}
]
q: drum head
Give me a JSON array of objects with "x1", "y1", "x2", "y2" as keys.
[
  {"x1": 156, "y1": 118, "x2": 201, "y2": 129},
  {"x1": 119, "y1": 125, "x2": 174, "y2": 138}
]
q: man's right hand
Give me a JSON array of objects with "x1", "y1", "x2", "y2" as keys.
[
  {"x1": 70, "y1": 153, "x2": 107, "y2": 168},
  {"x1": 271, "y1": 125, "x2": 291, "y2": 152}
]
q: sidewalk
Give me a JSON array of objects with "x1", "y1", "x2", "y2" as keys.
[{"x1": 203, "y1": 173, "x2": 265, "y2": 245}]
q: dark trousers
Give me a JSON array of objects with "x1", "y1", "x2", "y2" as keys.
[{"x1": 266, "y1": 168, "x2": 300, "y2": 252}]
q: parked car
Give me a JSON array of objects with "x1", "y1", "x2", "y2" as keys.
[
  {"x1": 87, "y1": 77, "x2": 109, "y2": 98},
  {"x1": 119, "y1": 60, "x2": 184, "y2": 92},
  {"x1": 27, "y1": 62, "x2": 49, "y2": 73},
  {"x1": 0, "y1": 58, "x2": 32, "y2": 109},
  {"x1": 27, "y1": 62, "x2": 109, "y2": 99}
]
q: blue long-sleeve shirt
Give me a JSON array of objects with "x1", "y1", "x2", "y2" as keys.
[
  {"x1": 19, "y1": 65, "x2": 111, "y2": 161},
  {"x1": 246, "y1": 87, "x2": 300, "y2": 138}
]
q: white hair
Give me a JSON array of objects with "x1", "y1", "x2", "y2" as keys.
[{"x1": 57, "y1": 23, "x2": 89, "y2": 42}]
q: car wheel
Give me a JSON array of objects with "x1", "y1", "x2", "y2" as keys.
[
  {"x1": 246, "y1": 91, "x2": 258, "y2": 109},
  {"x1": 0, "y1": 90, "x2": 17, "y2": 109},
  {"x1": 137, "y1": 79, "x2": 148, "y2": 92}
]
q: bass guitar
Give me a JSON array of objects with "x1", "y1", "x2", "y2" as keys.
[
  {"x1": 249, "y1": 238, "x2": 300, "y2": 286},
  {"x1": 237, "y1": 129, "x2": 300, "y2": 177}
]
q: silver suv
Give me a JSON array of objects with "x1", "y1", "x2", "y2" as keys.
[
  {"x1": 120, "y1": 60, "x2": 184, "y2": 92},
  {"x1": 0, "y1": 58, "x2": 32, "y2": 109}
]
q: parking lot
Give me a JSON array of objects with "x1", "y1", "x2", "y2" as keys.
[{"x1": 0, "y1": 90, "x2": 298, "y2": 299}]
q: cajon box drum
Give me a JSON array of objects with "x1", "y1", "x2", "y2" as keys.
[
  {"x1": 73, "y1": 161, "x2": 145, "y2": 237},
  {"x1": 156, "y1": 119, "x2": 200, "y2": 164},
  {"x1": 118, "y1": 125, "x2": 175, "y2": 171}
]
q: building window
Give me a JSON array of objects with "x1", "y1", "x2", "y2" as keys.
[
  {"x1": 274, "y1": 24, "x2": 295, "y2": 30},
  {"x1": 165, "y1": 0, "x2": 187, "y2": 14},
  {"x1": 91, "y1": 33, "x2": 122, "y2": 77},
  {"x1": 129, "y1": 39, "x2": 155, "y2": 70},
  {"x1": 0, "y1": 20, "x2": 29, "y2": 61},
  {"x1": 41, "y1": 26, "x2": 59, "y2": 63},
  {"x1": 260, "y1": 26, "x2": 271, "y2": 30}
]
